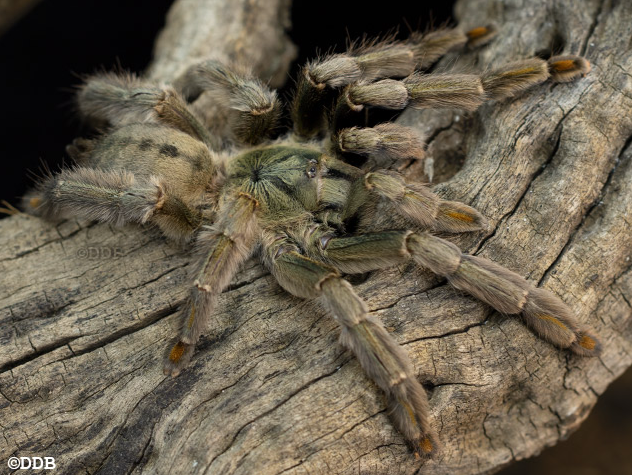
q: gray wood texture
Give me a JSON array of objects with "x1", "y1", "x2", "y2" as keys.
[{"x1": 1, "y1": 0, "x2": 631, "y2": 474}]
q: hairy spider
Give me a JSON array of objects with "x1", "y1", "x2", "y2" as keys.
[{"x1": 25, "y1": 24, "x2": 599, "y2": 458}]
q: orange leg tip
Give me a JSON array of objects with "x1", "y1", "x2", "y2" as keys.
[
  {"x1": 571, "y1": 330, "x2": 602, "y2": 356},
  {"x1": 419, "y1": 436, "x2": 434, "y2": 455},
  {"x1": 29, "y1": 197, "x2": 42, "y2": 208},
  {"x1": 579, "y1": 334, "x2": 597, "y2": 351},
  {"x1": 466, "y1": 26, "x2": 490, "y2": 39},
  {"x1": 169, "y1": 341, "x2": 186, "y2": 363},
  {"x1": 548, "y1": 56, "x2": 591, "y2": 82},
  {"x1": 550, "y1": 59, "x2": 577, "y2": 72},
  {"x1": 466, "y1": 24, "x2": 498, "y2": 47}
]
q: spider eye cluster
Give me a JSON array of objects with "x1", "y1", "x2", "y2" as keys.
[{"x1": 306, "y1": 159, "x2": 318, "y2": 178}]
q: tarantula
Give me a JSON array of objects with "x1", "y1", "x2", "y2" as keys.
[{"x1": 26, "y1": 24, "x2": 599, "y2": 458}]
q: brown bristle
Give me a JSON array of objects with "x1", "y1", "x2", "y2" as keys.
[
  {"x1": 186, "y1": 305, "x2": 196, "y2": 329},
  {"x1": 506, "y1": 67, "x2": 540, "y2": 76},
  {"x1": 481, "y1": 58, "x2": 549, "y2": 100},
  {"x1": 536, "y1": 313, "x2": 569, "y2": 330},
  {"x1": 403, "y1": 402, "x2": 417, "y2": 426},
  {"x1": 445, "y1": 210, "x2": 475, "y2": 223}
]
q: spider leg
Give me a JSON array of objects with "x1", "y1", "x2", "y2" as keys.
[
  {"x1": 173, "y1": 60, "x2": 281, "y2": 145},
  {"x1": 291, "y1": 25, "x2": 480, "y2": 139},
  {"x1": 331, "y1": 56, "x2": 590, "y2": 131},
  {"x1": 262, "y1": 237, "x2": 438, "y2": 458},
  {"x1": 407, "y1": 27, "x2": 471, "y2": 70},
  {"x1": 164, "y1": 192, "x2": 259, "y2": 376},
  {"x1": 26, "y1": 167, "x2": 202, "y2": 241},
  {"x1": 331, "y1": 123, "x2": 426, "y2": 167},
  {"x1": 293, "y1": 25, "x2": 587, "y2": 141},
  {"x1": 78, "y1": 72, "x2": 217, "y2": 148},
  {"x1": 310, "y1": 229, "x2": 601, "y2": 356},
  {"x1": 344, "y1": 169, "x2": 488, "y2": 233}
]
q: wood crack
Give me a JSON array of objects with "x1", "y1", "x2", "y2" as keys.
[
  {"x1": 202, "y1": 356, "x2": 353, "y2": 474},
  {"x1": 539, "y1": 132, "x2": 632, "y2": 287}
]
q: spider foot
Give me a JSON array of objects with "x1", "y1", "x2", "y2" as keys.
[
  {"x1": 548, "y1": 55, "x2": 591, "y2": 83},
  {"x1": 521, "y1": 288, "x2": 603, "y2": 356},
  {"x1": 387, "y1": 379, "x2": 440, "y2": 459},
  {"x1": 412, "y1": 435, "x2": 437, "y2": 460},
  {"x1": 570, "y1": 329, "x2": 602, "y2": 357},
  {"x1": 163, "y1": 340, "x2": 195, "y2": 377}
]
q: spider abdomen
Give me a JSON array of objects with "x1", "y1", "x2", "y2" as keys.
[{"x1": 90, "y1": 124, "x2": 215, "y2": 199}]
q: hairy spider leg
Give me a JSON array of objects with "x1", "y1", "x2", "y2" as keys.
[
  {"x1": 331, "y1": 123, "x2": 426, "y2": 168},
  {"x1": 310, "y1": 228, "x2": 601, "y2": 356},
  {"x1": 262, "y1": 238, "x2": 438, "y2": 458},
  {"x1": 291, "y1": 26, "x2": 484, "y2": 139},
  {"x1": 342, "y1": 169, "x2": 488, "y2": 233},
  {"x1": 331, "y1": 56, "x2": 590, "y2": 132},
  {"x1": 173, "y1": 60, "x2": 281, "y2": 145},
  {"x1": 332, "y1": 169, "x2": 601, "y2": 354},
  {"x1": 164, "y1": 192, "x2": 259, "y2": 376},
  {"x1": 77, "y1": 72, "x2": 217, "y2": 148},
  {"x1": 25, "y1": 167, "x2": 201, "y2": 239}
]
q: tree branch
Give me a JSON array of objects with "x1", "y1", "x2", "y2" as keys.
[{"x1": 0, "y1": 0, "x2": 43, "y2": 36}]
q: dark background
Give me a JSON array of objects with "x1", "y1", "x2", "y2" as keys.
[{"x1": 0, "y1": 1, "x2": 630, "y2": 474}]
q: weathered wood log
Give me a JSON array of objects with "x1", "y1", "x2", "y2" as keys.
[
  {"x1": 146, "y1": 0, "x2": 295, "y2": 86},
  {"x1": 1, "y1": 1, "x2": 631, "y2": 474},
  {"x1": 0, "y1": 0, "x2": 43, "y2": 36}
]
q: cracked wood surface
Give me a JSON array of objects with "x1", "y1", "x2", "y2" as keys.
[{"x1": 1, "y1": 0, "x2": 632, "y2": 474}]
